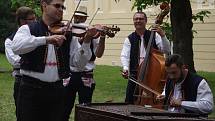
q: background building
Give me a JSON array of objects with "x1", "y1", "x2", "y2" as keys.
[{"x1": 64, "y1": 0, "x2": 215, "y2": 72}]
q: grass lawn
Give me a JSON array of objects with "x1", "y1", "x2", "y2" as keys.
[{"x1": 0, "y1": 53, "x2": 215, "y2": 121}]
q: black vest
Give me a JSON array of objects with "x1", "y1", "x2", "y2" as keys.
[
  {"x1": 164, "y1": 71, "x2": 203, "y2": 113},
  {"x1": 128, "y1": 30, "x2": 158, "y2": 78},
  {"x1": 19, "y1": 20, "x2": 71, "y2": 79},
  {"x1": 78, "y1": 39, "x2": 96, "y2": 61}
]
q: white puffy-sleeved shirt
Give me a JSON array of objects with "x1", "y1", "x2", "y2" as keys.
[
  {"x1": 5, "y1": 36, "x2": 21, "y2": 76},
  {"x1": 120, "y1": 32, "x2": 170, "y2": 71},
  {"x1": 11, "y1": 25, "x2": 92, "y2": 82},
  {"x1": 69, "y1": 36, "x2": 99, "y2": 72},
  {"x1": 161, "y1": 79, "x2": 214, "y2": 114}
]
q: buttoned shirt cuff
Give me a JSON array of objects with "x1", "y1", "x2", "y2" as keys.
[
  {"x1": 181, "y1": 101, "x2": 196, "y2": 108},
  {"x1": 123, "y1": 66, "x2": 129, "y2": 71},
  {"x1": 36, "y1": 36, "x2": 47, "y2": 46}
]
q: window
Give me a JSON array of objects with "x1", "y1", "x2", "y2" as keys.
[{"x1": 197, "y1": 0, "x2": 215, "y2": 9}]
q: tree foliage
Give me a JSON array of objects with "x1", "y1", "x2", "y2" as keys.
[
  {"x1": 131, "y1": 0, "x2": 169, "y2": 11},
  {"x1": 0, "y1": 0, "x2": 41, "y2": 53},
  {"x1": 115, "y1": 0, "x2": 211, "y2": 40},
  {"x1": 192, "y1": 10, "x2": 211, "y2": 23},
  {"x1": 10, "y1": 0, "x2": 41, "y2": 16},
  {"x1": 0, "y1": 0, "x2": 16, "y2": 53},
  {"x1": 115, "y1": 0, "x2": 211, "y2": 73},
  {"x1": 115, "y1": 0, "x2": 169, "y2": 10}
]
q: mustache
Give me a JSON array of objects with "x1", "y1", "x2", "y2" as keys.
[{"x1": 168, "y1": 76, "x2": 177, "y2": 80}]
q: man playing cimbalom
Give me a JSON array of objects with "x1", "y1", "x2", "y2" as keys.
[
  {"x1": 4, "y1": 6, "x2": 36, "y2": 118},
  {"x1": 11, "y1": 0, "x2": 97, "y2": 121},
  {"x1": 157, "y1": 54, "x2": 214, "y2": 116}
]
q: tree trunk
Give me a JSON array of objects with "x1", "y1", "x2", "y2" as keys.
[{"x1": 170, "y1": 0, "x2": 196, "y2": 73}]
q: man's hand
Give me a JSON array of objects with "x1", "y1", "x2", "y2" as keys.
[
  {"x1": 121, "y1": 69, "x2": 128, "y2": 79},
  {"x1": 84, "y1": 27, "x2": 97, "y2": 43},
  {"x1": 156, "y1": 94, "x2": 165, "y2": 102},
  {"x1": 152, "y1": 24, "x2": 165, "y2": 37},
  {"x1": 46, "y1": 35, "x2": 66, "y2": 46},
  {"x1": 100, "y1": 26, "x2": 108, "y2": 36},
  {"x1": 170, "y1": 98, "x2": 182, "y2": 107}
]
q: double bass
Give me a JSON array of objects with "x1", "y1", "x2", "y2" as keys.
[{"x1": 132, "y1": 2, "x2": 170, "y2": 107}]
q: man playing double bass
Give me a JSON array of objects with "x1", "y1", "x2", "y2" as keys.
[{"x1": 120, "y1": 11, "x2": 171, "y2": 104}]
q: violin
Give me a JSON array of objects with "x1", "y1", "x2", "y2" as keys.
[
  {"x1": 49, "y1": 21, "x2": 120, "y2": 38},
  {"x1": 48, "y1": 0, "x2": 120, "y2": 39}
]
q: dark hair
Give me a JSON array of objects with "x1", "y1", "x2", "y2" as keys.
[
  {"x1": 133, "y1": 12, "x2": 147, "y2": 22},
  {"x1": 165, "y1": 54, "x2": 184, "y2": 67},
  {"x1": 16, "y1": 6, "x2": 35, "y2": 26},
  {"x1": 40, "y1": 0, "x2": 53, "y2": 4},
  {"x1": 40, "y1": 0, "x2": 65, "y2": 12},
  {"x1": 41, "y1": 0, "x2": 65, "y2": 4}
]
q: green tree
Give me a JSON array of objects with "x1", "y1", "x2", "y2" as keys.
[
  {"x1": 0, "y1": 0, "x2": 41, "y2": 53},
  {"x1": 10, "y1": 0, "x2": 41, "y2": 16},
  {"x1": 0, "y1": 0, "x2": 16, "y2": 53}
]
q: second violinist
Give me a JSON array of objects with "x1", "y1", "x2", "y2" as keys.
[{"x1": 63, "y1": 6, "x2": 107, "y2": 121}]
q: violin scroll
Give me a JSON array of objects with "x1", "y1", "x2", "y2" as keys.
[{"x1": 98, "y1": 25, "x2": 120, "y2": 38}]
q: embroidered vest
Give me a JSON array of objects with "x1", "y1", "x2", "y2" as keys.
[
  {"x1": 164, "y1": 71, "x2": 203, "y2": 113},
  {"x1": 79, "y1": 39, "x2": 96, "y2": 61}
]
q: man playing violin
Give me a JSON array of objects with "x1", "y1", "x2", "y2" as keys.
[
  {"x1": 63, "y1": 6, "x2": 107, "y2": 121},
  {"x1": 156, "y1": 54, "x2": 213, "y2": 116},
  {"x1": 120, "y1": 11, "x2": 171, "y2": 104},
  {"x1": 11, "y1": 0, "x2": 97, "y2": 121}
]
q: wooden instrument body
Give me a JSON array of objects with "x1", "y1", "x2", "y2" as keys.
[{"x1": 134, "y1": 48, "x2": 166, "y2": 107}]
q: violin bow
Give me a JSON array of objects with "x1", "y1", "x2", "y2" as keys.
[
  {"x1": 89, "y1": 8, "x2": 100, "y2": 25},
  {"x1": 64, "y1": 0, "x2": 82, "y2": 36}
]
